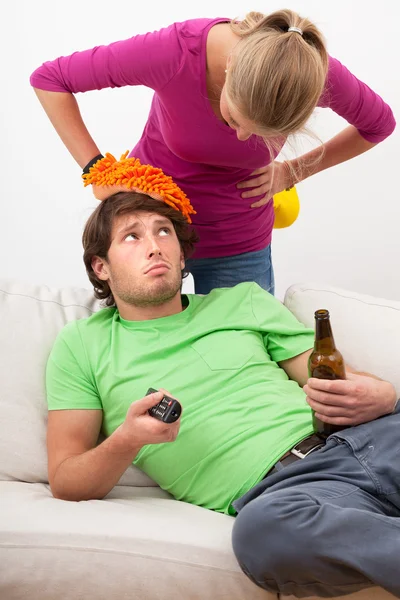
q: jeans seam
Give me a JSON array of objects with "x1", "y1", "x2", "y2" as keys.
[{"x1": 356, "y1": 456, "x2": 384, "y2": 496}]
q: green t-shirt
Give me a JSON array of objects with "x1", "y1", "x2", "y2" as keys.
[{"x1": 46, "y1": 283, "x2": 314, "y2": 514}]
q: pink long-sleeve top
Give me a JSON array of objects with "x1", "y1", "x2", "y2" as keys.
[{"x1": 30, "y1": 18, "x2": 396, "y2": 259}]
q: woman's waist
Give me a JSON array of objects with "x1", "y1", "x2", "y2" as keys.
[{"x1": 188, "y1": 205, "x2": 274, "y2": 259}]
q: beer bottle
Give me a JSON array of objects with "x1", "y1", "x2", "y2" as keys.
[{"x1": 308, "y1": 309, "x2": 346, "y2": 437}]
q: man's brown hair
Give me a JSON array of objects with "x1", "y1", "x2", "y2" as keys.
[{"x1": 82, "y1": 192, "x2": 199, "y2": 306}]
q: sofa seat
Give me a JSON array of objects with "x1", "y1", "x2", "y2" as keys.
[{"x1": 1, "y1": 480, "x2": 271, "y2": 600}]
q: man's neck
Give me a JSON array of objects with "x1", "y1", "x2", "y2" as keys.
[{"x1": 116, "y1": 293, "x2": 184, "y2": 322}]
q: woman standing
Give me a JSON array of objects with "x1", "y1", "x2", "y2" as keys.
[{"x1": 30, "y1": 10, "x2": 395, "y2": 294}]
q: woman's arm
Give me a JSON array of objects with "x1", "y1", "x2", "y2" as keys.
[
  {"x1": 30, "y1": 24, "x2": 184, "y2": 167},
  {"x1": 287, "y1": 55, "x2": 396, "y2": 185},
  {"x1": 287, "y1": 125, "x2": 375, "y2": 185},
  {"x1": 33, "y1": 89, "x2": 101, "y2": 168}
]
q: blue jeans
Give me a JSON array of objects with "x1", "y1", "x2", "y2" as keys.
[
  {"x1": 185, "y1": 246, "x2": 275, "y2": 295},
  {"x1": 232, "y1": 404, "x2": 400, "y2": 598}
]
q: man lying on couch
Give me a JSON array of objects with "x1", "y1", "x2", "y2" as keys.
[{"x1": 46, "y1": 159, "x2": 400, "y2": 598}]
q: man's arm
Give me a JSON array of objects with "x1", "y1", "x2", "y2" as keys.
[
  {"x1": 278, "y1": 351, "x2": 398, "y2": 426},
  {"x1": 278, "y1": 349, "x2": 312, "y2": 388},
  {"x1": 47, "y1": 390, "x2": 180, "y2": 501}
]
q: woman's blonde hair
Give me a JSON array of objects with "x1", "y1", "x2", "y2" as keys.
[{"x1": 227, "y1": 9, "x2": 329, "y2": 140}]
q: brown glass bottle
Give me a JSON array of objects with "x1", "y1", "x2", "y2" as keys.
[{"x1": 308, "y1": 309, "x2": 346, "y2": 437}]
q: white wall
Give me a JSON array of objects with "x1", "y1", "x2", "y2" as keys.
[{"x1": 1, "y1": 0, "x2": 399, "y2": 299}]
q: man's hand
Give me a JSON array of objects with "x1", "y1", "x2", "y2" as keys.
[
  {"x1": 304, "y1": 373, "x2": 397, "y2": 426},
  {"x1": 113, "y1": 390, "x2": 181, "y2": 454}
]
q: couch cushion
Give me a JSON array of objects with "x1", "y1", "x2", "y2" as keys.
[
  {"x1": 0, "y1": 481, "x2": 272, "y2": 600},
  {"x1": 0, "y1": 280, "x2": 156, "y2": 486},
  {"x1": 284, "y1": 283, "x2": 400, "y2": 396}
]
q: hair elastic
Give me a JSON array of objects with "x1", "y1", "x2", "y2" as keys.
[{"x1": 287, "y1": 26, "x2": 303, "y2": 36}]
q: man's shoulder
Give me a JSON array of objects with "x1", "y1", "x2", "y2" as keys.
[{"x1": 56, "y1": 306, "x2": 116, "y2": 345}]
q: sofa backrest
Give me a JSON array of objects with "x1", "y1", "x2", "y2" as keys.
[{"x1": 285, "y1": 283, "x2": 400, "y2": 396}]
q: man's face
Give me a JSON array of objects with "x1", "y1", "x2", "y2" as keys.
[{"x1": 93, "y1": 211, "x2": 185, "y2": 308}]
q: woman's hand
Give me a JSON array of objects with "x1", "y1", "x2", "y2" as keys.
[{"x1": 237, "y1": 161, "x2": 294, "y2": 208}]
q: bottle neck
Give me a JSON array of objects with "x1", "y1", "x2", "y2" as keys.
[{"x1": 314, "y1": 319, "x2": 336, "y2": 351}]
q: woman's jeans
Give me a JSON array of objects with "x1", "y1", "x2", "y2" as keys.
[
  {"x1": 232, "y1": 404, "x2": 400, "y2": 598},
  {"x1": 186, "y1": 245, "x2": 274, "y2": 295}
]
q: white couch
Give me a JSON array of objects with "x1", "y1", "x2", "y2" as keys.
[{"x1": 1, "y1": 279, "x2": 399, "y2": 600}]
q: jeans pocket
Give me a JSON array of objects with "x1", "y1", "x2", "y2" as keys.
[{"x1": 333, "y1": 415, "x2": 400, "y2": 500}]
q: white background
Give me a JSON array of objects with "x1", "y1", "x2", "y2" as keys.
[{"x1": 1, "y1": 0, "x2": 399, "y2": 299}]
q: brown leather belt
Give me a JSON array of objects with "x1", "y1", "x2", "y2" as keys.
[{"x1": 267, "y1": 433, "x2": 325, "y2": 477}]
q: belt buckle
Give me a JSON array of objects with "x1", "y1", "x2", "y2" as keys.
[
  {"x1": 290, "y1": 447, "x2": 308, "y2": 459},
  {"x1": 290, "y1": 441, "x2": 323, "y2": 460}
]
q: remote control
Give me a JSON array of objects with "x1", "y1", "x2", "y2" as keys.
[{"x1": 146, "y1": 388, "x2": 182, "y2": 423}]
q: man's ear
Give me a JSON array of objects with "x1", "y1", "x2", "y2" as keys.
[
  {"x1": 180, "y1": 251, "x2": 185, "y2": 272},
  {"x1": 92, "y1": 256, "x2": 110, "y2": 281}
]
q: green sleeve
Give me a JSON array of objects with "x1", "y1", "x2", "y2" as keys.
[
  {"x1": 46, "y1": 321, "x2": 102, "y2": 411},
  {"x1": 250, "y1": 284, "x2": 314, "y2": 363}
]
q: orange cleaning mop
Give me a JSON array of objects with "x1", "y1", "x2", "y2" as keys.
[{"x1": 83, "y1": 152, "x2": 196, "y2": 224}]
